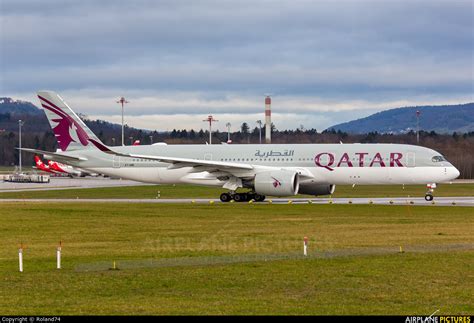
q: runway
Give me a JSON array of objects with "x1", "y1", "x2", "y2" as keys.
[
  {"x1": 2, "y1": 177, "x2": 473, "y2": 193},
  {"x1": 1, "y1": 177, "x2": 473, "y2": 206},
  {"x1": 0, "y1": 196, "x2": 473, "y2": 206}
]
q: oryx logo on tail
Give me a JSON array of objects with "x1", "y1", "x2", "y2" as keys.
[{"x1": 38, "y1": 95, "x2": 90, "y2": 151}]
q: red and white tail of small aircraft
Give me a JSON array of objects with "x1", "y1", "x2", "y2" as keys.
[{"x1": 132, "y1": 140, "x2": 140, "y2": 146}]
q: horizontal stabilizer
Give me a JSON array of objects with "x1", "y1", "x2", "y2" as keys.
[{"x1": 17, "y1": 148, "x2": 88, "y2": 161}]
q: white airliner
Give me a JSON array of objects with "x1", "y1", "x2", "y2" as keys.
[
  {"x1": 47, "y1": 158, "x2": 99, "y2": 177},
  {"x1": 20, "y1": 91, "x2": 460, "y2": 202},
  {"x1": 34, "y1": 155, "x2": 98, "y2": 177}
]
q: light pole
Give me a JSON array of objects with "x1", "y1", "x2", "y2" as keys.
[
  {"x1": 116, "y1": 97, "x2": 129, "y2": 146},
  {"x1": 149, "y1": 135, "x2": 153, "y2": 144},
  {"x1": 256, "y1": 120, "x2": 262, "y2": 144},
  {"x1": 416, "y1": 110, "x2": 420, "y2": 144},
  {"x1": 129, "y1": 136, "x2": 134, "y2": 146},
  {"x1": 203, "y1": 115, "x2": 218, "y2": 144},
  {"x1": 18, "y1": 120, "x2": 24, "y2": 174},
  {"x1": 226, "y1": 122, "x2": 231, "y2": 143},
  {"x1": 112, "y1": 137, "x2": 115, "y2": 146}
]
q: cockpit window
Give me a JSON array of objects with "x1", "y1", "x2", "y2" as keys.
[{"x1": 432, "y1": 156, "x2": 446, "y2": 162}]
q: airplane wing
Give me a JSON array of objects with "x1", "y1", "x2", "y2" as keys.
[
  {"x1": 126, "y1": 152, "x2": 315, "y2": 185},
  {"x1": 88, "y1": 139, "x2": 315, "y2": 188},
  {"x1": 115, "y1": 151, "x2": 254, "y2": 171},
  {"x1": 100, "y1": 149, "x2": 256, "y2": 190},
  {"x1": 88, "y1": 139, "x2": 253, "y2": 171}
]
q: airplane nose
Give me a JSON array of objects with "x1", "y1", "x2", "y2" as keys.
[{"x1": 451, "y1": 167, "x2": 460, "y2": 179}]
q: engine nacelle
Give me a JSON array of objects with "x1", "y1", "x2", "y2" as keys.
[
  {"x1": 298, "y1": 182, "x2": 336, "y2": 196},
  {"x1": 254, "y1": 170, "x2": 299, "y2": 196}
]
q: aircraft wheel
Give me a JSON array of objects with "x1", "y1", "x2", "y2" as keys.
[
  {"x1": 424, "y1": 194, "x2": 434, "y2": 201},
  {"x1": 254, "y1": 194, "x2": 266, "y2": 202},
  {"x1": 220, "y1": 193, "x2": 232, "y2": 202},
  {"x1": 234, "y1": 193, "x2": 249, "y2": 202}
]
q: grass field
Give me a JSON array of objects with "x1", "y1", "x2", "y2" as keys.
[
  {"x1": 0, "y1": 202, "x2": 472, "y2": 315},
  {"x1": 0, "y1": 182, "x2": 472, "y2": 199},
  {"x1": 0, "y1": 166, "x2": 15, "y2": 174}
]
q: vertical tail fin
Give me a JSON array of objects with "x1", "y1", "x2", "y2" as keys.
[
  {"x1": 34, "y1": 155, "x2": 53, "y2": 173},
  {"x1": 34, "y1": 155, "x2": 43, "y2": 167},
  {"x1": 48, "y1": 160, "x2": 66, "y2": 173},
  {"x1": 37, "y1": 91, "x2": 105, "y2": 152}
]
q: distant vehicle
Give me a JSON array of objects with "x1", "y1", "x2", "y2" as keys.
[
  {"x1": 4, "y1": 173, "x2": 50, "y2": 183},
  {"x1": 21, "y1": 91, "x2": 460, "y2": 202},
  {"x1": 132, "y1": 140, "x2": 140, "y2": 146}
]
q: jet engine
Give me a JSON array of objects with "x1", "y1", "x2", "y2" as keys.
[
  {"x1": 254, "y1": 170, "x2": 299, "y2": 196},
  {"x1": 298, "y1": 182, "x2": 336, "y2": 196}
]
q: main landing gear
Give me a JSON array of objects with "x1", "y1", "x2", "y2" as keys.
[
  {"x1": 424, "y1": 183, "x2": 436, "y2": 201},
  {"x1": 220, "y1": 192, "x2": 266, "y2": 202}
]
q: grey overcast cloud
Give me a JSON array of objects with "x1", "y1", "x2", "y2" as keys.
[{"x1": 1, "y1": 0, "x2": 472, "y2": 132}]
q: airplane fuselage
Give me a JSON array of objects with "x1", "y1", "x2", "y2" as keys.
[{"x1": 52, "y1": 143, "x2": 459, "y2": 188}]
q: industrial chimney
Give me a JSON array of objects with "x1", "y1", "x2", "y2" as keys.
[{"x1": 265, "y1": 96, "x2": 271, "y2": 144}]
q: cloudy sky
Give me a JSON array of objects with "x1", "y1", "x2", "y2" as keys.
[{"x1": 1, "y1": 0, "x2": 472, "y2": 132}]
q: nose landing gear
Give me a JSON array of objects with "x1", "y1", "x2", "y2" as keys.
[{"x1": 425, "y1": 183, "x2": 436, "y2": 201}]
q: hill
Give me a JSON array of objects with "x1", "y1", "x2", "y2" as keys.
[
  {"x1": 0, "y1": 97, "x2": 43, "y2": 115},
  {"x1": 0, "y1": 97, "x2": 147, "y2": 136},
  {"x1": 327, "y1": 103, "x2": 474, "y2": 134}
]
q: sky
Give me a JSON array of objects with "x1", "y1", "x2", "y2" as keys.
[{"x1": 1, "y1": 0, "x2": 472, "y2": 132}]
